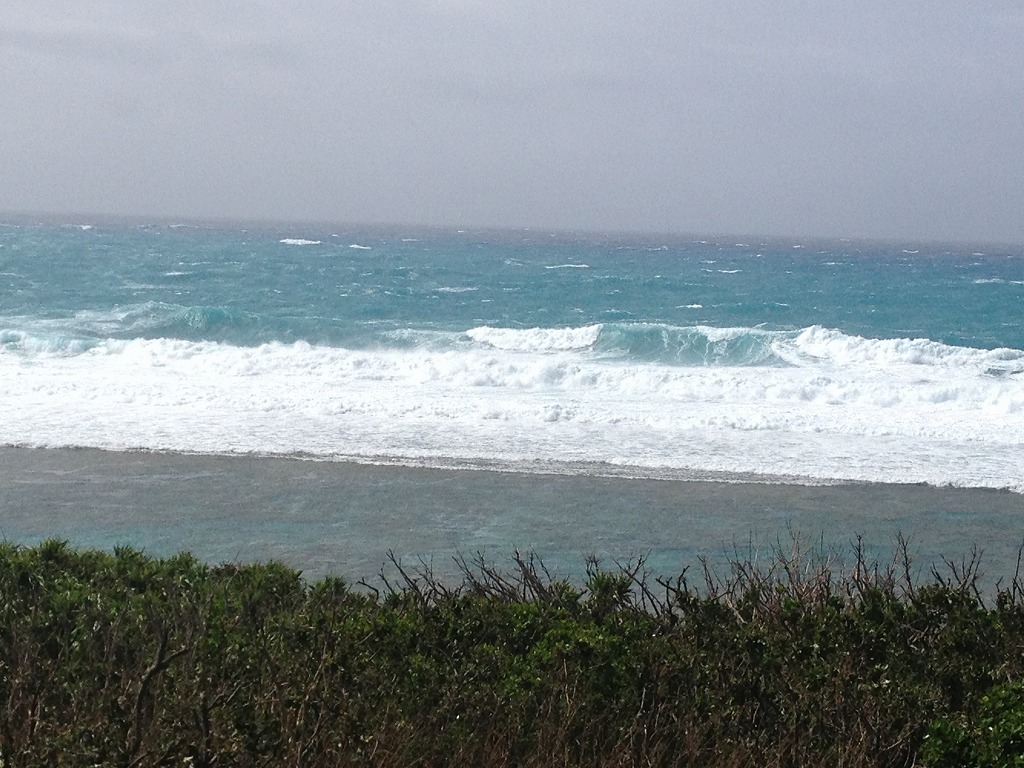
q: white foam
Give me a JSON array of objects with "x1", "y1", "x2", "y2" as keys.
[
  {"x1": 777, "y1": 326, "x2": 1024, "y2": 374},
  {"x1": 279, "y1": 239, "x2": 321, "y2": 246},
  {"x1": 545, "y1": 263, "x2": 589, "y2": 269},
  {"x1": 2, "y1": 328, "x2": 1022, "y2": 492},
  {"x1": 466, "y1": 325, "x2": 602, "y2": 351},
  {"x1": 349, "y1": 243, "x2": 372, "y2": 250},
  {"x1": 697, "y1": 325, "x2": 757, "y2": 343}
]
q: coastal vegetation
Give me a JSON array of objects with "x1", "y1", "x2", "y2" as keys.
[{"x1": 2, "y1": 538, "x2": 1024, "y2": 766}]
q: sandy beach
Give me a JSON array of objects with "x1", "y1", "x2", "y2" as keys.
[{"x1": 2, "y1": 446, "x2": 1022, "y2": 583}]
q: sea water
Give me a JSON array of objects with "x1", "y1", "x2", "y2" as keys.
[
  {"x1": 2, "y1": 217, "x2": 1022, "y2": 490},
  {"x1": 2, "y1": 217, "x2": 1023, "y2": 579}
]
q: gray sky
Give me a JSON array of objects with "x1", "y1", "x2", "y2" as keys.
[{"x1": 3, "y1": 2, "x2": 1023, "y2": 244}]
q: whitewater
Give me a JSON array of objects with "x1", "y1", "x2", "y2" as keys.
[{"x1": 2, "y1": 218, "x2": 1023, "y2": 492}]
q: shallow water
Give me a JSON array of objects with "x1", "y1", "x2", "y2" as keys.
[{"x1": 3, "y1": 448, "x2": 1022, "y2": 584}]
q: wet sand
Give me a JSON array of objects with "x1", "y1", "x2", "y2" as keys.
[{"x1": 2, "y1": 447, "x2": 1022, "y2": 583}]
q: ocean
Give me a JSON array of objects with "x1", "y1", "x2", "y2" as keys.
[{"x1": 2, "y1": 217, "x2": 1023, "y2": 579}]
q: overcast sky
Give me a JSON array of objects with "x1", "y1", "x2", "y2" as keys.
[{"x1": 2, "y1": 2, "x2": 1023, "y2": 243}]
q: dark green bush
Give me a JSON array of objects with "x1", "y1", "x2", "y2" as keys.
[
  {"x1": 1, "y1": 538, "x2": 1024, "y2": 766},
  {"x1": 923, "y1": 682, "x2": 1024, "y2": 767}
]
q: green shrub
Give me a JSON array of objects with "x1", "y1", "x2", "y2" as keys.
[
  {"x1": 2, "y1": 538, "x2": 1024, "y2": 767},
  {"x1": 924, "y1": 682, "x2": 1024, "y2": 767}
]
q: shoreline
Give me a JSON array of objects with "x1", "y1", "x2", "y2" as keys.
[
  {"x1": 8, "y1": 442, "x2": 1023, "y2": 492},
  {"x1": 3, "y1": 445, "x2": 1023, "y2": 582}
]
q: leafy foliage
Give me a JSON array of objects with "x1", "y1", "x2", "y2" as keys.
[{"x1": 1, "y1": 538, "x2": 1024, "y2": 766}]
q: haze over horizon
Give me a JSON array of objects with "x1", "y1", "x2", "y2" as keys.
[{"x1": 3, "y1": 2, "x2": 1023, "y2": 245}]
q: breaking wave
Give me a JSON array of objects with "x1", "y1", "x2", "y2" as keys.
[{"x1": 464, "y1": 323, "x2": 1024, "y2": 374}]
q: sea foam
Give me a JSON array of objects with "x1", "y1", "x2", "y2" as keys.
[{"x1": 3, "y1": 325, "x2": 1022, "y2": 491}]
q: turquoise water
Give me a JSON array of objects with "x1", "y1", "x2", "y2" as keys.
[
  {"x1": 4, "y1": 223, "x2": 1022, "y2": 349},
  {"x1": 1, "y1": 217, "x2": 1023, "y2": 489},
  {"x1": 3, "y1": 448, "x2": 1022, "y2": 583}
]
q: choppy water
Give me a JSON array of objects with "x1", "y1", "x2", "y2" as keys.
[{"x1": 2, "y1": 217, "x2": 1023, "y2": 491}]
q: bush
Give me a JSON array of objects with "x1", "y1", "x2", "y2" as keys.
[
  {"x1": 1, "y1": 538, "x2": 1023, "y2": 766},
  {"x1": 923, "y1": 682, "x2": 1024, "y2": 767}
]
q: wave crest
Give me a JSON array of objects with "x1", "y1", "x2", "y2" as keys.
[
  {"x1": 0, "y1": 302, "x2": 266, "y2": 353},
  {"x1": 781, "y1": 325, "x2": 1024, "y2": 375},
  {"x1": 465, "y1": 322, "x2": 1024, "y2": 374},
  {"x1": 466, "y1": 323, "x2": 788, "y2": 366},
  {"x1": 466, "y1": 325, "x2": 602, "y2": 352}
]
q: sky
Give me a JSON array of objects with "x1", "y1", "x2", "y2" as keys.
[{"x1": 2, "y1": 2, "x2": 1023, "y2": 244}]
